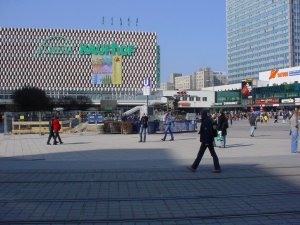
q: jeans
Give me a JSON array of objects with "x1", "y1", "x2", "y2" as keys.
[
  {"x1": 191, "y1": 142, "x2": 220, "y2": 170},
  {"x1": 291, "y1": 130, "x2": 298, "y2": 153},
  {"x1": 162, "y1": 124, "x2": 174, "y2": 140},
  {"x1": 139, "y1": 127, "x2": 147, "y2": 142},
  {"x1": 250, "y1": 126, "x2": 255, "y2": 136}
]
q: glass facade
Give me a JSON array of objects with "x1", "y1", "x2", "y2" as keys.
[
  {"x1": 254, "y1": 83, "x2": 300, "y2": 99},
  {"x1": 215, "y1": 90, "x2": 241, "y2": 104},
  {"x1": 226, "y1": 0, "x2": 300, "y2": 84}
]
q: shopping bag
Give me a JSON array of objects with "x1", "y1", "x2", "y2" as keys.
[{"x1": 216, "y1": 131, "x2": 222, "y2": 141}]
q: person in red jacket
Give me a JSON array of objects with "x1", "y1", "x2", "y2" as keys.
[{"x1": 52, "y1": 116, "x2": 63, "y2": 145}]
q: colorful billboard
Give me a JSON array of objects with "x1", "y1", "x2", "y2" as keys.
[
  {"x1": 241, "y1": 80, "x2": 253, "y2": 99},
  {"x1": 91, "y1": 55, "x2": 122, "y2": 85}
]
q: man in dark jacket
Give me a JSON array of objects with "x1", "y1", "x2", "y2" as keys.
[
  {"x1": 187, "y1": 110, "x2": 221, "y2": 173},
  {"x1": 139, "y1": 113, "x2": 148, "y2": 142}
]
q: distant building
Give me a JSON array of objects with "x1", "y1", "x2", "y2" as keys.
[
  {"x1": 191, "y1": 67, "x2": 212, "y2": 90},
  {"x1": 175, "y1": 76, "x2": 192, "y2": 90},
  {"x1": 169, "y1": 73, "x2": 182, "y2": 84},
  {"x1": 191, "y1": 68, "x2": 228, "y2": 90},
  {"x1": 213, "y1": 71, "x2": 228, "y2": 86},
  {"x1": 160, "y1": 82, "x2": 175, "y2": 91},
  {"x1": 162, "y1": 68, "x2": 228, "y2": 91}
]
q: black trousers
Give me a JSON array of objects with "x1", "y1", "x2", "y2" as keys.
[
  {"x1": 192, "y1": 142, "x2": 221, "y2": 170},
  {"x1": 47, "y1": 131, "x2": 55, "y2": 144},
  {"x1": 53, "y1": 131, "x2": 62, "y2": 144}
]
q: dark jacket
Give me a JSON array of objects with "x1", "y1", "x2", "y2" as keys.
[
  {"x1": 218, "y1": 113, "x2": 228, "y2": 136},
  {"x1": 140, "y1": 116, "x2": 148, "y2": 128},
  {"x1": 199, "y1": 111, "x2": 214, "y2": 144},
  {"x1": 48, "y1": 119, "x2": 53, "y2": 132}
]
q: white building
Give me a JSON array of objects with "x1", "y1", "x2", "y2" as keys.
[
  {"x1": 162, "y1": 90, "x2": 214, "y2": 109},
  {"x1": 174, "y1": 76, "x2": 192, "y2": 90}
]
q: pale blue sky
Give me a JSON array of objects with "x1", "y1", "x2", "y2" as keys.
[{"x1": 0, "y1": 0, "x2": 227, "y2": 82}]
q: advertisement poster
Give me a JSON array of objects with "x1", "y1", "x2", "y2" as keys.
[
  {"x1": 91, "y1": 54, "x2": 122, "y2": 85},
  {"x1": 241, "y1": 80, "x2": 253, "y2": 99}
]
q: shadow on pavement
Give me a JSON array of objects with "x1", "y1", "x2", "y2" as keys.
[{"x1": 0, "y1": 147, "x2": 300, "y2": 224}]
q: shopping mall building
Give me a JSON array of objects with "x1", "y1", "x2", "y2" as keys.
[{"x1": 0, "y1": 27, "x2": 160, "y2": 107}]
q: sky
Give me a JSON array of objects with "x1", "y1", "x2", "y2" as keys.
[{"x1": 0, "y1": 0, "x2": 227, "y2": 83}]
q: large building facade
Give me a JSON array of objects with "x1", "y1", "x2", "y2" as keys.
[
  {"x1": 226, "y1": 0, "x2": 300, "y2": 84},
  {"x1": 0, "y1": 27, "x2": 159, "y2": 102}
]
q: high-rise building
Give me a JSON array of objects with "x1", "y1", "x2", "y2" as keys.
[
  {"x1": 226, "y1": 0, "x2": 300, "y2": 84},
  {"x1": 191, "y1": 68, "x2": 212, "y2": 90}
]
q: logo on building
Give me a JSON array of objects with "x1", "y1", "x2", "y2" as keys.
[
  {"x1": 269, "y1": 69, "x2": 279, "y2": 79},
  {"x1": 80, "y1": 42, "x2": 135, "y2": 56},
  {"x1": 269, "y1": 69, "x2": 289, "y2": 79},
  {"x1": 35, "y1": 36, "x2": 75, "y2": 55}
]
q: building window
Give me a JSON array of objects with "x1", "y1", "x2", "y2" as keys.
[
  {"x1": 196, "y1": 97, "x2": 201, "y2": 101},
  {"x1": 203, "y1": 97, "x2": 207, "y2": 101}
]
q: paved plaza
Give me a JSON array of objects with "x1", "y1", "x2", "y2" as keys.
[{"x1": 0, "y1": 119, "x2": 300, "y2": 224}]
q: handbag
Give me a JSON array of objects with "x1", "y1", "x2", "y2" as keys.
[{"x1": 216, "y1": 131, "x2": 222, "y2": 141}]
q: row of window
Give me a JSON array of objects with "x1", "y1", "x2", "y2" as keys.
[
  {"x1": 179, "y1": 96, "x2": 207, "y2": 102},
  {"x1": 228, "y1": 46, "x2": 289, "y2": 63},
  {"x1": 227, "y1": 0, "x2": 286, "y2": 18},
  {"x1": 227, "y1": 12, "x2": 288, "y2": 34},
  {"x1": 228, "y1": 34, "x2": 288, "y2": 51},
  {"x1": 228, "y1": 24, "x2": 288, "y2": 47},
  {"x1": 228, "y1": 60, "x2": 289, "y2": 75}
]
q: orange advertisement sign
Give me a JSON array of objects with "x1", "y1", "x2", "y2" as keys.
[
  {"x1": 269, "y1": 69, "x2": 279, "y2": 79},
  {"x1": 277, "y1": 72, "x2": 288, "y2": 77},
  {"x1": 269, "y1": 69, "x2": 288, "y2": 79}
]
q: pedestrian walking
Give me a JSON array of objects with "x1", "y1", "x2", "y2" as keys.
[
  {"x1": 264, "y1": 114, "x2": 268, "y2": 123},
  {"x1": 139, "y1": 113, "x2": 148, "y2": 142},
  {"x1": 52, "y1": 116, "x2": 63, "y2": 145},
  {"x1": 249, "y1": 113, "x2": 256, "y2": 137},
  {"x1": 218, "y1": 112, "x2": 229, "y2": 148},
  {"x1": 289, "y1": 109, "x2": 299, "y2": 153},
  {"x1": 187, "y1": 110, "x2": 221, "y2": 173},
  {"x1": 161, "y1": 111, "x2": 174, "y2": 141},
  {"x1": 46, "y1": 116, "x2": 55, "y2": 145},
  {"x1": 274, "y1": 113, "x2": 278, "y2": 123}
]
